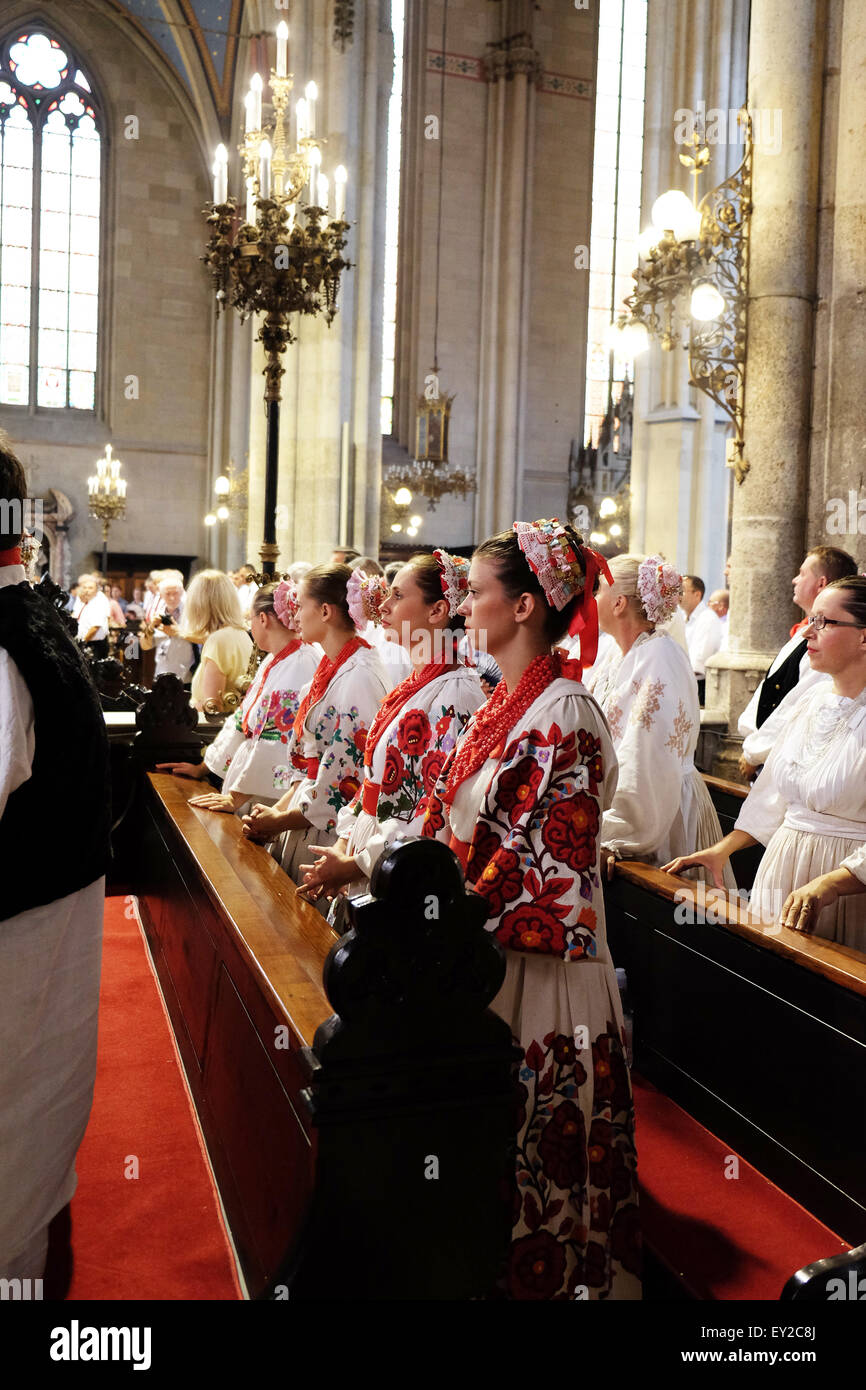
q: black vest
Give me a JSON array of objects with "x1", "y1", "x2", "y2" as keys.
[
  {"x1": 755, "y1": 638, "x2": 808, "y2": 729},
  {"x1": 0, "y1": 581, "x2": 110, "y2": 922}
]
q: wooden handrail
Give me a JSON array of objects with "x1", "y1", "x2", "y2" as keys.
[
  {"x1": 701, "y1": 771, "x2": 749, "y2": 798},
  {"x1": 613, "y1": 859, "x2": 866, "y2": 997},
  {"x1": 147, "y1": 772, "x2": 336, "y2": 1048}
]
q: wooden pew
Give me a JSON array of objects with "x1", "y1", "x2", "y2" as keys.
[
  {"x1": 606, "y1": 861, "x2": 866, "y2": 1292},
  {"x1": 137, "y1": 774, "x2": 516, "y2": 1299},
  {"x1": 702, "y1": 772, "x2": 764, "y2": 888}
]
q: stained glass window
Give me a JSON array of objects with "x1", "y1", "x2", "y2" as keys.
[
  {"x1": 583, "y1": 0, "x2": 647, "y2": 447},
  {"x1": 0, "y1": 29, "x2": 101, "y2": 411}
]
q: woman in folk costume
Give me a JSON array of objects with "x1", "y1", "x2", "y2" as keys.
[
  {"x1": 350, "y1": 559, "x2": 413, "y2": 692},
  {"x1": 420, "y1": 519, "x2": 640, "y2": 1301},
  {"x1": 591, "y1": 554, "x2": 733, "y2": 885},
  {"x1": 665, "y1": 576, "x2": 866, "y2": 952},
  {"x1": 296, "y1": 551, "x2": 485, "y2": 905},
  {"x1": 160, "y1": 581, "x2": 319, "y2": 813},
  {"x1": 241, "y1": 563, "x2": 388, "y2": 884}
]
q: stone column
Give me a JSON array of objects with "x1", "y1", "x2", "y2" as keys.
[
  {"x1": 474, "y1": 3, "x2": 540, "y2": 537},
  {"x1": 808, "y1": 0, "x2": 864, "y2": 554},
  {"x1": 706, "y1": 0, "x2": 826, "y2": 775}
]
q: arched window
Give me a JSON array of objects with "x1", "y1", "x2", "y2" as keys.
[{"x1": 0, "y1": 28, "x2": 101, "y2": 412}]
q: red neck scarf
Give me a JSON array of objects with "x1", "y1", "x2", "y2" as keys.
[
  {"x1": 0, "y1": 547, "x2": 22, "y2": 567},
  {"x1": 292, "y1": 634, "x2": 369, "y2": 739},
  {"x1": 442, "y1": 650, "x2": 575, "y2": 804},
  {"x1": 567, "y1": 545, "x2": 613, "y2": 675},
  {"x1": 364, "y1": 658, "x2": 454, "y2": 764},
  {"x1": 241, "y1": 638, "x2": 301, "y2": 736}
]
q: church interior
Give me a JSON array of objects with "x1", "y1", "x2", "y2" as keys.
[{"x1": 2, "y1": 0, "x2": 866, "y2": 1331}]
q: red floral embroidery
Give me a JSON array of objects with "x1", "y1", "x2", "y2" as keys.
[
  {"x1": 381, "y1": 745, "x2": 404, "y2": 796},
  {"x1": 338, "y1": 774, "x2": 361, "y2": 802},
  {"x1": 421, "y1": 746, "x2": 447, "y2": 794},
  {"x1": 422, "y1": 790, "x2": 445, "y2": 835},
  {"x1": 465, "y1": 824, "x2": 501, "y2": 886},
  {"x1": 498, "y1": 902, "x2": 567, "y2": 954},
  {"x1": 578, "y1": 729, "x2": 601, "y2": 759},
  {"x1": 591, "y1": 1029, "x2": 632, "y2": 1115},
  {"x1": 506, "y1": 1231, "x2": 567, "y2": 1301},
  {"x1": 537, "y1": 1100, "x2": 587, "y2": 1189},
  {"x1": 273, "y1": 704, "x2": 295, "y2": 735},
  {"x1": 474, "y1": 847, "x2": 524, "y2": 916},
  {"x1": 540, "y1": 793, "x2": 599, "y2": 873},
  {"x1": 353, "y1": 726, "x2": 368, "y2": 754},
  {"x1": 395, "y1": 708, "x2": 432, "y2": 757},
  {"x1": 495, "y1": 755, "x2": 545, "y2": 825}
]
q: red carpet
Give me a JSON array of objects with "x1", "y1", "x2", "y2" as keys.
[
  {"x1": 66, "y1": 896, "x2": 242, "y2": 1299},
  {"x1": 633, "y1": 1073, "x2": 849, "y2": 1299}
]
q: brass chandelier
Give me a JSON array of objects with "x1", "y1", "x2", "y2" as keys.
[
  {"x1": 202, "y1": 21, "x2": 351, "y2": 573},
  {"x1": 613, "y1": 108, "x2": 752, "y2": 483}
]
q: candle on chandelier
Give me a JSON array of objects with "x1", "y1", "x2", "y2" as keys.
[
  {"x1": 249, "y1": 73, "x2": 263, "y2": 131},
  {"x1": 276, "y1": 21, "x2": 289, "y2": 77},
  {"x1": 259, "y1": 139, "x2": 272, "y2": 200},
  {"x1": 295, "y1": 97, "x2": 308, "y2": 145},
  {"x1": 318, "y1": 174, "x2": 329, "y2": 216},
  {"x1": 213, "y1": 143, "x2": 228, "y2": 203},
  {"x1": 334, "y1": 164, "x2": 347, "y2": 221},
  {"x1": 305, "y1": 81, "x2": 318, "y2": 138},
  {"x1": 245, "y1": 176, "x2": 256, "y2": 224},
  {"x1": 309, "y1": 144, "x2": 322, "y2": 206}
]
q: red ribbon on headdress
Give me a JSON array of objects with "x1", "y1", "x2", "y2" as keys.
[
  {"x1": 0, "y1": 547, "x2": 22, "y2": 567},
  {"x1": 568, "y1": 545, "x2": 613, "y2": 671}
]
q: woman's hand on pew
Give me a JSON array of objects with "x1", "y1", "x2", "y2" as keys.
[
  {"x1": 241, "y1": 804, "x2": 285, "y2": 843},
  {"x1": 155, "y1": 761, "x2": 208, "y2": 780},
  {"x1": 188, "y1": 792, "x2": 236, "y2": 813},
  {"x1": 780, "y1": 869, "x2": 865, "y2": 933},
  {"x1": 661, "y1": 848, "x2": 729, "y2": 889},
  {"x1": 296, "y1": 844, "x2": 361, "y2": 903}
]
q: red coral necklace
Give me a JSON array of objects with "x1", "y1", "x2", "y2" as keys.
[
  {"x1": 442, "y1": 650, "x2": 564, "y2": 804},
  {"x1": 292, "y1": 634, "x2": 369, "y2": 739},
  {"x1": 241, "y1": 639, "x2": 302, "y2": 736},
  {"x1": 364, "y1": 656, "x2": 455, "y2": 763}
]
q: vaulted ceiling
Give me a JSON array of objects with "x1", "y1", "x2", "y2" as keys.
[{"x1": 110, "y1": 0, "x2": 245, "y2": 119}]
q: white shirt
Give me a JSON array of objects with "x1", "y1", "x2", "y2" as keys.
[
  {"x1": 0, "y1": 565, "x2": 35, "y2": 820},
  {"x1": 237, "y1": 582, "x2": 258, "y2": 618},
  {"x1": 152, "y1": 599, "x2": 194, "y2": 683},
  {"x1": 683, "y1": 601, "x2": 724, "y2": 677},
  {"x1": 737, "y1": 624, "x2": 826, "y2": 766},
  {"x1": 74, "y1": 591, "x2": 111, "y2": 642}
]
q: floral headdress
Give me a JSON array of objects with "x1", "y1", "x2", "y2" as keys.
[
  {"x1": 347, "y1": 568, "x2": 389, "y2": 630},
  {"x1": 433, "y1": 548, "x2": 470, "y2": 617},
  {"x1": 273, "y1": 578, "x2": 300, "y2": 631},
  {"x1": 636, "y1": 555, "x2": 683, "y2": 625},
  {"x1": 513, "y1": 517, "x2": 612, "y2": 674}
]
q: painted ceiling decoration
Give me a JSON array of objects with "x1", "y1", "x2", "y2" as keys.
[{"x1": 109, "y1": 0, "x2": 245, "y2": 119}]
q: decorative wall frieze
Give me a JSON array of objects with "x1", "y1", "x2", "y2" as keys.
[
  {"x1": 426, "y1": 49, "x2": 592, "y2": 98},
  {"x1": 482, "y1": 32, "x2": 543, "y2": 84},
  {"x1": 333, "y1": 0, "x2": 354, "y2": 52}
]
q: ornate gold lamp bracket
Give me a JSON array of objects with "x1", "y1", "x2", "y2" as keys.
[{"x1": 617, "y1": 108, "x2": 753, "y2": 484}]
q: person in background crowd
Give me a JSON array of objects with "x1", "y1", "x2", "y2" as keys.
[
  {"x1": 592, "y1": 555, "x2": 733, "y2": 887},
  {"x1": 0, "y1": 436, "x2": 110, "y2": 1284},
  {"x1": 287, "y1": 560, "x2": 313, "y2": 586},
  {"x1": 73, "y1": 574, "x2": 112, "y2": 659},
  {"x1": 103, "y1": 582, "x2": 126, "y2": 631},
  {"x1": 383, "y1": 561, "x2": 401, "y2": 584},
  {"x1": 352, "y1": 556, "x2": 411, "y2": 690},
  {"x1": 709, "y1": 588, "x2": 730, "y2": 651},
  {"x1": 737, "y1": 546, "x2": 858, "y2": 779},
  {"x1": 139, "y1": 570, "x2": 194, "y2": 684},
  {"x1": 143, "y1": 572, "x2": 164, "y2": 623},
  {"x1": 234, "y1": 564, "x2": 259, "y2": 621},
  {"x1": 159, "y1": 581, "x2": 319, "y2": 812},
  {"x1": 680, "y1": 574, "x2": 724, "y2": 705},
  {"x1": 296, "y1": 551, "x2": 484, "y2": 910},
  {"x1": 666, "y1": 576, "x2": 866, "y2": 954},
  {"x1": 724, "y1": 555, "x2": 732, "y2": 585},
  {"x1": 241, "y1": 564, "x2": 388, "y2": 890},
  {"x1": 180, "y1": 570, "x2": 251, "y2": 711},
  {"x1": 330, "y1": 546, "x2": 360, "y2": 565},
  {"x1": 110, "y1": 585, "x2": 128, "y2": 616}
]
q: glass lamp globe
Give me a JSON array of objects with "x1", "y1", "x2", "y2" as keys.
[
  {"x1": 690, "y1": 283, "x2": 726, "y2": 320},
  {"x1": 651, "y1": 189, "x2": 701, "y2": 242}
]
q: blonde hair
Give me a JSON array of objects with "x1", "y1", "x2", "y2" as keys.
[
  {"x1": 180, "y1": 569, "x2": 244, "y2": 642},
  {"x1": 159, "y1": 569, "x2": 184, "y2": 593},
  {"x1": 607, "y1": 554, "x2": 653, "y2": 625}
]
